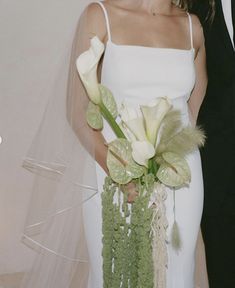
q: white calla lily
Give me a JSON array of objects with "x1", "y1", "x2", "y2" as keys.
[
  {"x1": 131, "y1": 141, "x2": 155, "y2": 167},
  {"x1": 120, "y1": 101, "x2": 147, "y2": 141},
  {"x1": 141, "y1": 97, "x2": 172, "y2": 146},
  {"x1": 76, "y1": 36, "x2": 104, "y2": 104}
]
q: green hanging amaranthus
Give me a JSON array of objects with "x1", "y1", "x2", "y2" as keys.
[{"x1": 102, "y1": 175, "x2": 155, "y2": 288}]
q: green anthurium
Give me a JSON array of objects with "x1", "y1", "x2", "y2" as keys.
[
  {"x1": 99, "y1": 84, "x2": 118, "y2": 119},
  {"x1": 156, "y1": 152, "x2": 191, "y2": 187},
  {"x1": 86, "y1": 101, "x2": 103, "y2": 130},
  {"x1": 107, "y1": 138, "x2": 145, "y2": 184}
]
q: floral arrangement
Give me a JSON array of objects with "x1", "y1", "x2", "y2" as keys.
[{"x1": 76, "y1": 36, "x2": 205, "y2": 288}]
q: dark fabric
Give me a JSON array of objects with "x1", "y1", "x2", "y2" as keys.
[
  {"x1": 232, "y1": 0, "x2": 235, "y2": 44},
  {"x1": 192, "y1": 0, "x2": 235, "y2": 215},
  {"x1": 201, "y1": 204, "x2": 235, "y2": 287},
  {"x1": 190, "y1": 1, "x2": 235, "y2": 287}
]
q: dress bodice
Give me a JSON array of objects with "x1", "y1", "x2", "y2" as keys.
[
  {"x1": 101, "y1": 40, "x2": 195, "y2": 107},
  {"x1": 95, "y1": 1, "x2": 196, "y2": 140}
]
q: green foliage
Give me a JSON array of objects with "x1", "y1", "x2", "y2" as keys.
[
  {"x1": 134, "y1": 175, "x2": 155, "y2": 288},
  {"x1": 102, "y1": 177, "x2": 115, "y2": 288},
  {"x1": 159, "y1": 126, "x2": 205, "y2": 156},
  {"x1": 102, "y1": 175, "x2": 155, "y2": 288},
  {"x1": 156, "y1": 152, "x2": 191, "y2": 187},
  {"x1": 157, "y1": 110, "x2": 182, "y2": 151},
  {"x1": 86, "y1": 101, "x2": 103, "y2": 129},
  {"x1": 157, "y1": 110, "x2": 205, "y2": 157},
  {"x1": 155, "y1": 109, "x2": 206, "y2": 187},
  {"x1": 99, "y1": 84, "x2": 118, "y2": 119},
  {"x1": 107, "y1": 139, "x2": 145, "y2": 185}
]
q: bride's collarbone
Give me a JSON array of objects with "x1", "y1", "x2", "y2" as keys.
[
  {"x1": 110, "y1": 25, "x2": 191, "y2": 50},
  {"x1": 101, "y1": 1, "x2": 191, "y2": 50},
  {"x1": 104, "y1": 0, "x2": 187, "y2": 21}
]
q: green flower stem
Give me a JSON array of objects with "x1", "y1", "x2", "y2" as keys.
[
  {"x1": 99, "y1": 102, "x2": 126, "y2": 139},
  {"x1": 148, "y1": 158, "x2": 159, "y2": 176}
]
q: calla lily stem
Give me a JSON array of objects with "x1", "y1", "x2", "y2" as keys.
[
  {"x1": 100, "y1": 102, "x2": 126, "y2": 139},
  {"x1": 148, "y1": 158, "x2": 159, "y2": 176}
]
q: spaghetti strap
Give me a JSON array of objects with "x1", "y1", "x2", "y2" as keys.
[
  {"x1": 94, "y1": 1, "x2": 112, "y2": 41},
  {"x1": 186, "y1": 12, "x2": 193, "y2": 49}
]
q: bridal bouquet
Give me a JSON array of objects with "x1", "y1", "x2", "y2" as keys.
[{"x1": 77, "y1": 36, "x2": 205, "y2": 288}]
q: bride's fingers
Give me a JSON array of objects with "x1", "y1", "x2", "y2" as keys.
[
  {"x1": 127, "y1": 190, "x2": 139, "y2": 203},
  {"x1": 122, "y1": 182, "x2": 138, "y2": 203}
]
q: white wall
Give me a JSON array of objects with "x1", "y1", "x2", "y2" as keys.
[{"x1": 0, "y1": 0, "x2": 88, "y2": 274}]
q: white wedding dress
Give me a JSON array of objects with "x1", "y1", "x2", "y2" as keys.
[{"x1": 83, "y1": 2, "x2": 204, "y2": 287}]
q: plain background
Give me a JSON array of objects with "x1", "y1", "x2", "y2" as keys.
[{"x1": 0, "y1": 0, "x2": 88, "y2": 275}]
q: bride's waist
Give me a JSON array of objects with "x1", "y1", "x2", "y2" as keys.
[
  {"x1": 102, "y1": 97, "x2": 191, "y2": 141},
  {"x1": 121, "y1": 95, "x2": 190, "y2": 116}
]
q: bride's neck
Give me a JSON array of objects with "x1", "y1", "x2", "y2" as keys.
[{"x1": 141, "y1": 0, "x2": 173, "y2": 15}]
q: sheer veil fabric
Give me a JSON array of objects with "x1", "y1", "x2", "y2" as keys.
[
  {"x1": 21, "y1": 1, "x2": 208, "y2": 287},
  {"x1": 20, "y1": 2, "x2": 99, "y2": 287}
]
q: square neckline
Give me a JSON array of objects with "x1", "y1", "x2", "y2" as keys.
[
  {"x1": 95, "y1": 1, "x2": 195, "y2": 54},
  {"x1": 106, "y1": 39, "x2": 195, "y2": 54}
]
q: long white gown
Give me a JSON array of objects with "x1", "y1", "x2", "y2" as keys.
[{"x1": 83, "y1": 2, "x2": 204, "y2": 287}]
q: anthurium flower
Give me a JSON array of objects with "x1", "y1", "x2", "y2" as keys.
[
  {"x1": 119, "y1": 101, "x2": 147, "y2": 141},
  {"x1": 107, "y1": 138, "x2": 145, "y2": 184},
  {"x1": 131, "y1": 140, "x2": 155, "y2": 167},
  {"x1": 156, "y1": 152, "x2": 191, "y2": 187},
  {"x1": 141, "y1": 97, "x2": 172, "y2": 146},
  {"x1": 76, "y1": 36, "x2": 104, "y2": 104}
]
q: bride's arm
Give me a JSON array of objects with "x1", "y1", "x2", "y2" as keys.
[
  {"x1": 188, "y1": 15, "x2": 207, "y2": 126},
  {"x1": 68, "y1": 3, "x2": 137, "y2": 199},
  {"x1": 67, "y1": 3, "x2": 110, "y2": 174},
  {"x1": 195, "y1": 228, "x2": 209, "y2": 288}
]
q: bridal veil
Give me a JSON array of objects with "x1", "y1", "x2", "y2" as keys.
[{"x1": 20, "y1": 1, "x2": 100, "y2": 287}]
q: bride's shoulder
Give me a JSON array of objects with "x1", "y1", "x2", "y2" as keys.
[
  {"x1": 82, "y1": 0, "x2": 125, "y2": 19},
  {"x1": 84, "y1": 0, "x2": 129, "y2": 27},
  {"x1": 79, "y1": 1, "x2": 126, "y2": 42},
  {"x1": 190, "y1": 13, "x2": 203, "y2": 28},
  {"x1": 190, "y1": 14, "x2": 204, "y2": 37},
  {"x1": 190, "y1": 13, "x2": 205, "y2": 50},
  {"x1": 84, "y1": 1, "x2": 105, "y2": 17},
  {"x1": 79, "y1": 2, "x2": 108, "y2": 42},
  {"x1": 172, "y1": 5, "x2": 204, "y2": 50}
]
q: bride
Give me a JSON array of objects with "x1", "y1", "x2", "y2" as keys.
[
  {"x1": 21, "y1": 0, "x2": 211, "y2": 287},
  {"x1": 80, "y1": 0, "x2": 207, "y2": 287}
]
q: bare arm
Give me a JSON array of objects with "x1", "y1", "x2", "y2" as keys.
[
  {"x1": 195, "y1": 229, "x2": 209, "y2": 288},
  {"x1": 68, "y1": 3, "x2": 111, "y2": 174},
  {"x1": 188, "y1": 15, "x2": 207, "y2": 126},
  {"x1": 69, "y1": 3, "x2": 139, "y2": 199}
]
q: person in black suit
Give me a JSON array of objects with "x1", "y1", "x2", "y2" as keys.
[{"x1": 191, "y1": 0, "x2": 235, "y2": 287}]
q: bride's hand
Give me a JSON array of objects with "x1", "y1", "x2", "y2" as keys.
[{"x1": 123, "y1": 182, "x2": 138, "y2": 203}]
